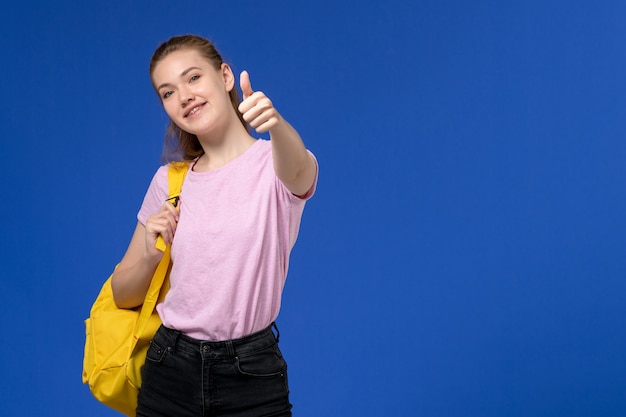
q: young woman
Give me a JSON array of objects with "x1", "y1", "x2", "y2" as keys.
[{"x1": 110, "y1": 34, "x2": 318, "y2": 417}]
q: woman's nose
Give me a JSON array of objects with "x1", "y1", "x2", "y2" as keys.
[{"x1": 180, "y1": 88, "x2": 194, "y2": 104}]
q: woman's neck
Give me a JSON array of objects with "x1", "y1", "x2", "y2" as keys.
[{"x1": 193, "y1": 123, "x2": 256, "y2": 172}]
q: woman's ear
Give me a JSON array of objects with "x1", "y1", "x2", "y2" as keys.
[{"x1": 221, "y1": 63, "x2": 235, "y2": 92}]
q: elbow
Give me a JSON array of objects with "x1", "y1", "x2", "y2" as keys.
[
  {"x1": 276, "y1": 153, "x2": 317, "y2": 197},
  {"x1": 110, "y1": 273, "x2": 140, "y2": 310},
  {"x1": 110, "y1": 277, "x2": 126, "y2": 309}
]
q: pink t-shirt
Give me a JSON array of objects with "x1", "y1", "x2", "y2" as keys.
[{"x1": 138, "y1": 139, "x2": 317, "y2": 341}]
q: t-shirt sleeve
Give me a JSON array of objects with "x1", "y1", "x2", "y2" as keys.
[
  {"x1": 283, "y1": 150, "x2": 318, "y2": 247},
  {"x1": 137, "y1": 165, "x2": 169, "y2": 226}
]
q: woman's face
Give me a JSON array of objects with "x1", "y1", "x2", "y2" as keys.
[{"x1": 152, "y1": 48, "x2": 235, "y2": 139}]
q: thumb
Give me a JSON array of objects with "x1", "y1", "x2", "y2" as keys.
[{"x1": 240, "y1": 70, "x2": 253, "y2": 99}]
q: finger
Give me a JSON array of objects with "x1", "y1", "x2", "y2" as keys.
[
  {"x1": 240, "y1": 94, "x2": 272, "y2": 122},
  {"x1": 251, "y1": 115, "x2": 279, "y2": 133},
  {"x1": 150, "y1": 217, "x2": 172, "y2": 238},
  {"x1": 240, "y1": 70, "x2": 253, "y2": 99},
  {"x1": 146, "y1": 220, "x2": 169, "y2": 250},
  {"x1": 162, "y1": 200, "x2": 180, "y2": 221},
  {"x1": 149, "y1": 208, "x2": 179, "y2": 243},
  {"x1": 156, "y1": 221, "x2": 175, "y2": 245},
  {"x1": 161, "y1": 210, "x2": 179, "y2": 239}
]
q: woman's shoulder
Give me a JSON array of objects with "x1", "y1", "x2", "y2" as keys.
[
  {"x1": 146, "y1": 163, "x2": 179, "y2": 196},
  {"x1": 152, "y1": 163, "x2": 170, "y2": 181}
]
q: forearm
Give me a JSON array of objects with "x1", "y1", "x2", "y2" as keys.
[
  {"x1": 270, "y1": 116, "x2": 316, "y2": 196},
  {"x1": 110, "y1": 223, "x2": 163, "y2": 309},
  {"x1": 111, "y1": 256, "x2": 160, "y2": 309}
]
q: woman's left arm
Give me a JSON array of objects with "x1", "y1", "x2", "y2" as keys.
[{"x1": 239, "y1": 70, "x2": 317, "y2": 197}]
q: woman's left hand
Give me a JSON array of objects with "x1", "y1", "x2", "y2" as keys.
[{"x1": 238, "y1": 70, "x2": 282, "y2": 133}]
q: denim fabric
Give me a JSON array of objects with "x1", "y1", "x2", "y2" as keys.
[{"x1": 136, "y1": 323, "x2": 292, "y2": 417}]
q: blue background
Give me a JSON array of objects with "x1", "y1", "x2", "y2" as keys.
[{"x1": 2, "y1": 1, "x2": 626, "y2": 416}]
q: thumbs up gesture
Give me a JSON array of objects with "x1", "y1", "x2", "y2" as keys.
[{"x1": 238, "y1": 70, "x2": 281, "y2": 133}]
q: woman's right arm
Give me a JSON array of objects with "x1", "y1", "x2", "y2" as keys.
[{"x1": 111, "y1": 201, "x2": 179, "y2": 309}]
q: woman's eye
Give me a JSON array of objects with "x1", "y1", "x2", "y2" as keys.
[
  {"x1": 162, "y1": 91, "x2": 173, "y2": 99},
  {"x1": 190, "y1": 75, "x2": 200, "y2": 82}
]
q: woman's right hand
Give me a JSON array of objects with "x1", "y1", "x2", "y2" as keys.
[{"x1": 145, "y1": 200, "x2": 180, "y2": 256}]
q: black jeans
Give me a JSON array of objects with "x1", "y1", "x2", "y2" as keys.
[{"x1": 136, "y1": 323, "x2": 292, "y2": 417}]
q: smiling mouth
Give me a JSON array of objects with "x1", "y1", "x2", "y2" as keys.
[{"x1": 185, "y1": 104, "x2": 204, "y2": 118}]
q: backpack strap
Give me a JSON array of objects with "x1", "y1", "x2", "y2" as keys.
[
  {"x1": 155, "y1": 162, "x2": 190, "y2": 252},
  {"x1": 134, "y1": 162, "x2": 189, "y2": 339}
]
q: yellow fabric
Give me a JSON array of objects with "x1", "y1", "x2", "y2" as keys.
[{"x1": 82, "y1": 162, "x2": 189, "y2": 416}]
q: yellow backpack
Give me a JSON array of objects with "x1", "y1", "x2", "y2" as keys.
[{"x1": 82, "y1": 162, "x2": 189, "y2": 416}]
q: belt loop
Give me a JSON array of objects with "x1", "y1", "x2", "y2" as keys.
[
  {"x1": 168, "y1": 327, "x2": 181, "y2": 353},
  {"x1": 271, "y1": 322, "x2": 280, "y2": 343},
  {"x1": 225, "y1": 340, "x2": 235, "y2": 357}
]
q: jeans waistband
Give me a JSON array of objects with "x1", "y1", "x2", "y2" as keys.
[{"x1": 156, "y1": 323, "x2": 280, "y2": 358}]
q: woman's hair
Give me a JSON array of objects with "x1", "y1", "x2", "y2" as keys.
[{"x1": 149, "y1": 34, "x2": 248, "y2": 162}]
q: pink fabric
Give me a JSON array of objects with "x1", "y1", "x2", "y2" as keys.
[{"x1": 138, "y1": 139, "x2": 317, "y2": 341}]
